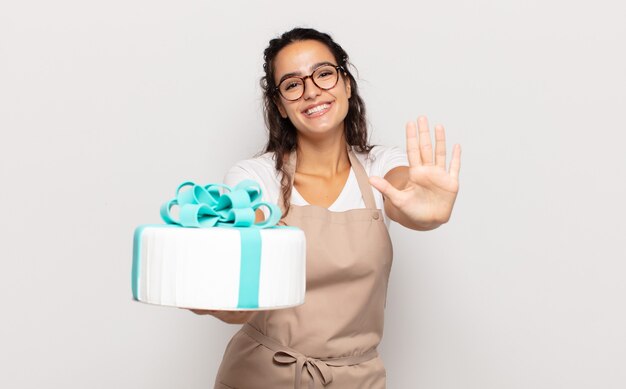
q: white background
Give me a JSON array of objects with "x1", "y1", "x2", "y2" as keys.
[{"x1": 1, "y1": 1, "x2": 625, "y2": 388}]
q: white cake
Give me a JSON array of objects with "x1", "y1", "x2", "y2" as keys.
[
  {"x1": 131, "y1": 180, "x2": 306, "y2": 310},
  {"x1": 132, "y1": 225, "x2": 306, "y2": 310}
]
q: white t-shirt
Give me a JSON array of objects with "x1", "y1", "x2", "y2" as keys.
[{"x1": 223, "y1": 145, "x2": 409, "y2": 226}]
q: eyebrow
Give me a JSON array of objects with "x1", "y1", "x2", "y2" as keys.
[{"x1": 277, "y1": 61, "x2": 337, "y2": 84}]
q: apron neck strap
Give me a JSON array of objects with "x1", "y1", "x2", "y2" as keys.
[
  {"x1": 347, "y1": 147, "x2": 377, "y2": 209},
  {"x1": 278, "y1": 145, "x2": 378, "y2": 211}
]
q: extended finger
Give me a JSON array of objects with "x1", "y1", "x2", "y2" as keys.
[
  {"x1": 434, "y1": 124, "x2": 446, "y2": 169},
  {"x1": 417, "y1": 116, "x2": 433, "y2": 165},
  {"x1": 449, "y1": 144, "x2": 461, "y2": 179},
  {"x1": 406, "y1": 121, "x2": 421, "y2": 167},
  {"x1": 369, "y1": 176, "x2": 405, "y2": 205}
]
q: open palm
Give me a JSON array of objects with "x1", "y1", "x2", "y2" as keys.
[{"x1": 371, "y1": 116, "x2": 461, "y2": 228}]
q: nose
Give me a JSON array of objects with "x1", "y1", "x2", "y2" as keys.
[{"x1": 302, "y1": 76, "x2": 321, "y2": 100}]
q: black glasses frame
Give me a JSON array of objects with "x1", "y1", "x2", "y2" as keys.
[{"x1": 275, "y1": 65, "x2": 346, "y2": 101}]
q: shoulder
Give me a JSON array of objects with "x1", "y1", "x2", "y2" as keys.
[
  {"x1": 224, "y1": 152, "x2": 281, "y2": 203},
  {"x1": 353, "y1": 145, "x2": 408, "y2": 177},
  {"x1": 225, "y1": 152, "x2": 277, "y2": 180}
]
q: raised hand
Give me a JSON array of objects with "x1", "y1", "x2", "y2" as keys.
[{"x1": 369, "y1": 116, "x2": 461, "y2": 230}]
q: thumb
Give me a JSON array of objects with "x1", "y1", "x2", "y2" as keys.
[{"x1": 369, "y1": 176, "x2": 403, "y2": 204}]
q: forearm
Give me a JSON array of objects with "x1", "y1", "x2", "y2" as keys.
[{"x1": 187, "y1": 309, "x2": 256, "y2": 324}]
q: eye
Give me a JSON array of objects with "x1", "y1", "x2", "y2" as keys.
[
  {"x1": 314, "y1": 66, "x2": 337, "y2": 80},
  {"x1": 284, "y1": 81, "x2": 301, "y2": 91}
]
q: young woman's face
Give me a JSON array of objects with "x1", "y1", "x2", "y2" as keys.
[{"x1": 273, "y1": 40, "x2": 351, "y2": 139}]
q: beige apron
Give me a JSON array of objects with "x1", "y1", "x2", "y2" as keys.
[{"x1": 214, "y1": 148, "x2": 393, "y2": 389}]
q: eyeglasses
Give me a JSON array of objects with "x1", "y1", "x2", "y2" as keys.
[{"x1": 275, "y1": 65, "x2": 345, "y2": 101}]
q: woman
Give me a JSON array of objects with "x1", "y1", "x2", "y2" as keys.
[{"x1": 195, "y1": 27, "x2": 461, "y2": 389}]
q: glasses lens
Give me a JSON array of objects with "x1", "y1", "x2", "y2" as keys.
[
  {"x1": 279, "y1": 78, "x2": 304, "y2": 101},
  {"x1": 313, "y1": 66, "x2": 339, "y2": 89}
]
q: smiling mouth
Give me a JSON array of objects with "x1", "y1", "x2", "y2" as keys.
[{"x1": 303, "y1": 103, "x2": 331, "y2": 117}]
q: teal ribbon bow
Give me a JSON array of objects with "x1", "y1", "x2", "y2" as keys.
[
  {"x1": 159, "y1": 180, "x2": 281, "y2": 228},
  {"x1": 153, "y1": 180, "x2": 282, "y2": 309}
]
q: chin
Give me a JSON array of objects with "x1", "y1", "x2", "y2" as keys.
[{"x1": 299, "y1": 125, "x2": 343, "y2": 139}]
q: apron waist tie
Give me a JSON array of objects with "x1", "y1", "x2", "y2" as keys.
[{"x1": 242, "y1": 323, "x2": 378, "y2": 389}]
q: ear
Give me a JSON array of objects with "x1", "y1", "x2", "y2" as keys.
[{"x1": 345, "y1": 77, "x2": 352, "y2": 99}]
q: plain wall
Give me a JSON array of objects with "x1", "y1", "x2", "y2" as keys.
[{"x1": 1, "y1": 1, "x2": 625, "y2": 388}]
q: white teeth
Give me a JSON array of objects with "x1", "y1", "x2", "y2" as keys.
[{"x1": 306, "y1": 104, "x2": 330, "y2": 115}]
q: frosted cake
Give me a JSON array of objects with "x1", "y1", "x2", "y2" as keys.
[{"x1": 132, "y1": 180, "x2": 306, "y2": 310}]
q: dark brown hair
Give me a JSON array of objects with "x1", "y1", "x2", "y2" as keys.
[{"x1": 260, "y1": 27, "x2": 372, "y2": 215}]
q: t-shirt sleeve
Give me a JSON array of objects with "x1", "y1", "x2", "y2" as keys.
[
  {"x1": 223, "y1": 163, "x2": 271, "y2": 202},
  {"x1": 378, "y1": 145, "x2": 409, "y2": 177},
  {"x1": 222, "y1": 158, "x2": 281, "y2": 218},
  {"x1": 223, "y1": 164, "x2": 256, "y2": 189}
]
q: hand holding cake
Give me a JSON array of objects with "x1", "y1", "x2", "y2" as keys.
[{"x1": 186, "y1": 309, "x2": 255, "y2": 324}]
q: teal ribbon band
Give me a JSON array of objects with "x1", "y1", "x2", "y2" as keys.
[
  {"x1": 131, "y1": 226, "x2": 142, "y2": 300},
  {"x1": 237, "y1": 228, "x2": 263, "y2": 308},
  {"x1": 131, "y1": 180, "x2": 283, "y2": 308}
]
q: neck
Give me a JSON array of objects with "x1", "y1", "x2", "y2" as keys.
[{"x1": 295, "y1": 131, "x2": 350, "y2": 177}]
